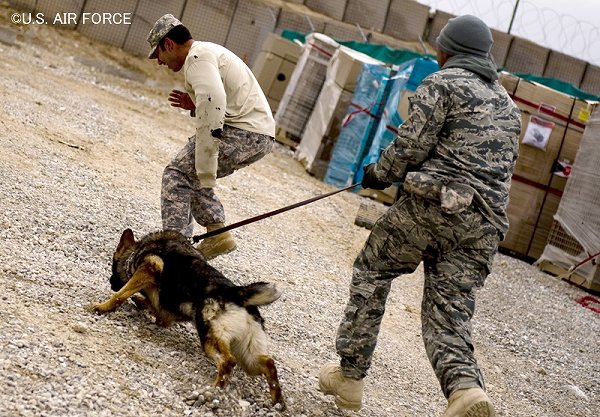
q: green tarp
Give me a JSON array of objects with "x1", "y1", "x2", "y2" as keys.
[
  {"x1": 281, "y1": 29, "x2": 433, "y2": 67},
  {"x1": 281, "y1": 29, "x2": 600, "y2": 102},
  {"x1": 515, "y1": 73, "x2": 600, "y2": 102}
]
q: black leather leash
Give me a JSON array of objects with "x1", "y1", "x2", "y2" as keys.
[{"x1": 191, "y1": 183, "x2": 360, "y2": 243}]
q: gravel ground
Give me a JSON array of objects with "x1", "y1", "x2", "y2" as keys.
[{"x1": 0, "y1": 5, "x2": 598, "y2": 417}]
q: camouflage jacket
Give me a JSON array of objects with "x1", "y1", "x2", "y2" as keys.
[{"x1": 374, "y1": 67, "x2": 522, "y2": 235}]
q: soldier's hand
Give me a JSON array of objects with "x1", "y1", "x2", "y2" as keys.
[
  {"x1": 168, "y1": 89, "x2": 195, "y2": 112},
  {"x1": 361, "y1": 164, "x2": 392, "y2": 190}
]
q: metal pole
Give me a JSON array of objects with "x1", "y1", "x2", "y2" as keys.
[{"x1": 507, "y1": 0, "x2": 520, "y2": 34}]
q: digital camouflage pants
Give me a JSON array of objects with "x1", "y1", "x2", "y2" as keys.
[
  {"x1": 161, "y1": 125, "x2": 274, "y2": 237},
  {"x1": 336, "y1": 193, "x2": 500, "y2": 398}
]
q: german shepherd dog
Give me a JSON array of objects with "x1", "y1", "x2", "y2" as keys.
[{"x1": 90, "y1": 229, "x2": 284, "y2": 407}]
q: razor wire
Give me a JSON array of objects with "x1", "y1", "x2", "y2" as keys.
[{"x1": 418, "y1": 0, "x2": 600, "y2": 66}]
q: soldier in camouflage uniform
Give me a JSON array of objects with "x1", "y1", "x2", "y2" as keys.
[
  {"x1": 319, "y1": 15, "x2": 521, "y2": 417},
  {"x1": 146, "y1": 15, "x2": 275, "y2": 259}
]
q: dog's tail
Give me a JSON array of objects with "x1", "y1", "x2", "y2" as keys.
[{"x1": 232, "y1": 282, "x2": 281, "y2": 307}]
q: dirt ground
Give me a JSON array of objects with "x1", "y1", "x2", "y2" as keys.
[{"x1": 0, "y1": 3, "x2": 598, "y2": 417}]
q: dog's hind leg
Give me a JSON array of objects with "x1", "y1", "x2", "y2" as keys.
[
  {"x1": 257, "y1": 355, "x2": 284, "y2": 409},
  {"x1": 203, "y1": 337, "x2": 237, "y2": 388}
]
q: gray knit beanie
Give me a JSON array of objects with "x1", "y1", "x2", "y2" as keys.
[{"x1": 436, "y1": 15, "x2": 493, "y2": 57}]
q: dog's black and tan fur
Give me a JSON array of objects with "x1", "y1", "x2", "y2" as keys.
[{"x1": 91, "y1": 229, "x2": 284, "y2": 407}]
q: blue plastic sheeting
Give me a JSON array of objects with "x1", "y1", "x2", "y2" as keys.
[
  {"x1": 358, "y1": 58, "x2": 439, "y2": 179},
  {"x1": 324, "y1": 63, "x2": 392, "y2": 188}
]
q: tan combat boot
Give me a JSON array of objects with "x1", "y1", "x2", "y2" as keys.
[
  {"x1": 318, "y1": 362, "x2": 364, "y2": 411},
  {"x1": 442, "y1": 387, "x2": 496, "y2": 417},
  {"x1": 197, "y1": 223, "x2": 237, "y2": 260}
]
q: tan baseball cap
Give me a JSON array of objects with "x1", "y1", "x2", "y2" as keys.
[{"x1": 146, "y1": 14, "x2": 183, "y2": 59}]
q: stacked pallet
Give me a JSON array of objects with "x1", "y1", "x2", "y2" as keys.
[
  {"x1": 274, "y1": 33, "x2": 339, "y2": 148},
  {"x1": 294, "y1": 46, "x2": 384, "y2": 179},
  {"x1": 499, "y1": 72, "x2": 598, "y2": 261},
  {"x1": 536, "y1": 109, "x2": 600, "y2": 292}
]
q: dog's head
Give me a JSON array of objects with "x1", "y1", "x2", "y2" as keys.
[{"x1": 109, "y1": 228, "x2": 138, "y2": 292}]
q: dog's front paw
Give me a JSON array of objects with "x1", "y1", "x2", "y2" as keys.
[{"x1": 86, "y1": 301, "x2": 115, "y2": 314}]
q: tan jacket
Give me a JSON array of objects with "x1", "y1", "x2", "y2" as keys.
[{"x1": 184, "y1": 41, "x2": 275, "y2": 187}]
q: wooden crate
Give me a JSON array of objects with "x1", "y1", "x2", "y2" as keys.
[
  {"x1": 275, "y1": 126, "x2": 301, "y2": 149},
  {"x1": 506, "y1": 76, "x2": 578, "y2": 189},
  {"x1": 499, "y1": 71, "x2": 520, "y2": 94},
  {"x1": 538, "y1": 221, "x2": 600, "y2": 293},
  {"x1": 538, "y1": 260, "x2": 600, "y2": 293}
]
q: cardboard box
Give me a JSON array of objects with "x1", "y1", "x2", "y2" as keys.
[
  {"x1": 499, "y1": 73, "x2": 598, "y2": 260},
  {"x1": 536, "y1": 106, "x2": 600, "y2": 290},
  {"x1": 331, "y1": 47, "x2": 382, "y2": 90},
  {"x1": 499, "y1": 71, "x2": 520, "y2": 94},
  {"x1": 528, "y1": 192, "x2": 561, "y2": 259},
  {"x1": 295, "y1": 46, "x2": 384, "y2": 178},
  {"x1": 501, "y1": 180, "x2": 546, "y2": 257},
  {"x1": 506, "y1": 78, "x2": 590, "y2": 187},
  {"x1": 274, "y1": 33, "x2": 340, "y2": 145},
  {"x1": 252, "y1": 33, "x2": 303, "y2": 113}
]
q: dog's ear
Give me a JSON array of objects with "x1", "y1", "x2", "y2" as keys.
[{"x1": 116, "y1": 228, "x2": 136, "y2": 254}]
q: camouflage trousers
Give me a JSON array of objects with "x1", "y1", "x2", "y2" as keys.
[
  {"x1": 161, "y1": 125, "x2": 274, "y2": 237},
  {"x1": 336, "y1": 193, "x2": 499, "y2": 398}
]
